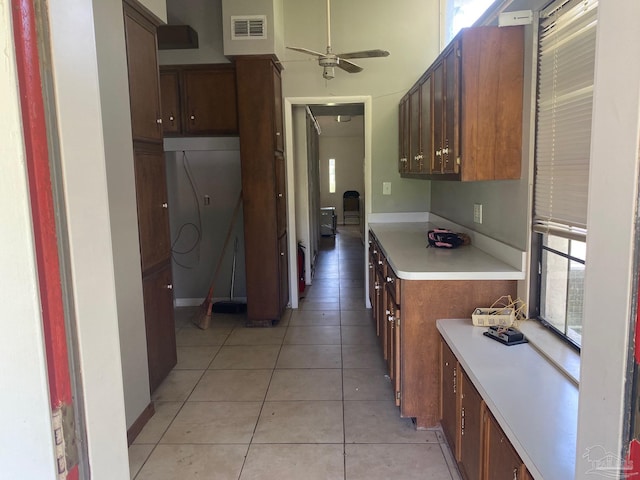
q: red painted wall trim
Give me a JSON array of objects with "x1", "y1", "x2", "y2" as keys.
[{"x1": 11, "y1": 1, "x2": 78, "y2": 478}]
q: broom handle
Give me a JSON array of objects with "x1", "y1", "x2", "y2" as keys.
[{"x1": 204, "y1": 190, "x2": 243, "y2": 311}]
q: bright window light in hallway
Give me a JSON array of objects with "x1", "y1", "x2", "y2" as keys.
[{"x1": 329, "y1": 158, "x2": 336, "y2": 193}]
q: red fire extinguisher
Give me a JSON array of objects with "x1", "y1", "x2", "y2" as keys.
[{"x1": 297, "y1": 243, "x2": 305, "y2": 294}]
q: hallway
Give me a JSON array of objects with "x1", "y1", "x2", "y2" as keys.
[{"x1": 128, "y1": 226, "x2": 460, "y2": 479}]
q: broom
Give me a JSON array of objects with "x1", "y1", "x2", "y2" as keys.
[{"x1": 192, "y1": 190, "x2": 243, "y2": 330}]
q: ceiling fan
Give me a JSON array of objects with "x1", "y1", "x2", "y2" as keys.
[{"x1": 286, "y1": 0, "x2": 390, "y2": 80}]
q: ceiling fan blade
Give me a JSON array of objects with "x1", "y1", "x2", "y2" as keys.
[
  {"x1": 337, "y1": 49, "x2": 390, "y2": 59},
  {"x1": 286, "y1": 46, "x2": 325, "y2": 58},
  {"x1": 336, "y1": 58, "x2": 363, "y2": 73}
]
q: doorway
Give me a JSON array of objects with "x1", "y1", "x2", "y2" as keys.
[{"x1": 284, "y1": 96, "x2": 372, "y2": 309}]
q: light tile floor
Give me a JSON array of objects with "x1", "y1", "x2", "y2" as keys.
[{"x1": 129, "y1": 225, "x2": 462, "y2": 480}]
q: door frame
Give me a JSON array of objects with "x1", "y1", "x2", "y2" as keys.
[{"x1": 284, "y1": 96, "x2": 372, "y2": 308}]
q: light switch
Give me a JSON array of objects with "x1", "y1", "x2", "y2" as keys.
[{"x1": 383, "y1": 182, "x2": 392, "y2": 195}]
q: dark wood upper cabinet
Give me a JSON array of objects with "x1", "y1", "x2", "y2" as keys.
[
  {"x1": 400, "y1": 26, "x2": 524, "y2": 181},
  {"x1": 183, "y1": 67, "x2": 238, "y2": 135},
  {"x1": 159, "y1": 70, "x2": 181, "y2": 135},
  {"x1": 123, "y1": 3, "x2": 162, "y2": 143},
  {"x1": 159, "y1": 64, "x2": 238, "y2": 136}
]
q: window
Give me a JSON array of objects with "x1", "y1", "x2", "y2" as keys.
[
  {"x1": 532, "y1": 0, "x2": 598, "y2": 348},
  {"x1": 329, "y1": 158, "x2": 336, "y2": 193},
  {"x1": 444, "y1": 0, "x2": 495, "y2": 43}
]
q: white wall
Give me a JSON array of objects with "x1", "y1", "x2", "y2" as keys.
[
  {"x1": 160, "y1": 0, "x2": 228, "y2": 65},
  {"x1": 46, "y1": 0, "x2": 142, "y2": 477},
  {"x1": 92, "y1": 0, "x2": 151, "y2": 430},
  {"x1": 319, "y1": 134, "x2": 365, "y2": 225},
  {"x1": 1, "y1": 6, "x2": 57, "y2": 478},
  {"x1": 164, "y1": 138, "x2": 245, "y2": 304},
  {"x1": 140, "y1": 0, "x2": 167, "y2": 21},
  {"x1": 281, "y1": 0, "x2": 436, "y2": 216},
  {"x1": 576, "y1": 1, "x2": 640, "y2": 476},
  {"x1": 293, "y1": 107, "x2": 312, "y2": 284}
]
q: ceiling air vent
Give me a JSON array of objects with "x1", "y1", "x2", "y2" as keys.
[{"x1": 231, "y1": 15, "x2": 267, "y2": 40}]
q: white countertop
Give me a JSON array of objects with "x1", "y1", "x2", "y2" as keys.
[
  {"x1": 369, "y1": 222, "x2": 525, "y2": 281},
  {"x1": 438, "y1": 319, "x2": 578, "y2": 480}
]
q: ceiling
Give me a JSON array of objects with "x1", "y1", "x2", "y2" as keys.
[{"x1": 308, "y1": 103, "x2": 364, "y2": 137}]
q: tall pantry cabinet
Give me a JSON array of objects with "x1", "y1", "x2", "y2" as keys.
[
  {"x1": 123, "y1": 0, "x2": 176, "y2": 392},
  {"x1": 235, "y1": 56, "x2": 289, "y2": 326}
]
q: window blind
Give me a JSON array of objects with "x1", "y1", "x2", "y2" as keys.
[{"x1": 533, "y1": 0, "x2": 598, "y2": 241}]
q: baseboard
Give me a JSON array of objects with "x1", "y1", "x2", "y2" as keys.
[
  {"x1": 127, "y1": 402, "x2": 155, "y2": 446},
  {"x1": 175, "y1": 297, "x2": 248, "y2": 307}
]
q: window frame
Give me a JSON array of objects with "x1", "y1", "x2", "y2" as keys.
[{"x1": 530, "y1": 0, "x2": 598, "y2": 351}]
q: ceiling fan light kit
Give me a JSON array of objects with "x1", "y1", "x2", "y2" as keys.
[{"x1": 286, "y1": 0, "x2": 390, "y2": 79}]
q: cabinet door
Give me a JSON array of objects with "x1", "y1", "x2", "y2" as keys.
[
  {"x1": 159, "y1": 70, "x2": 181, "y2": 135},
  {"x1": 486, "y1": 411, "x2": 527, "y2": 480},
  {"x1": 376, "y1": 261, "x2": 387, "y2": 360},
  {"x1": 443, "y1": 44, "x2": 460, "y2": 174},
  {"x1": 420, "y1": 76, "x2": 433, "y2": 174},
  {"x1": 123, "y1": 4, "x2": 162, "y2": 143},
  {"x1": 460, "y1": 370, "x2": 484, "y2": 480},
  {"x1": 432, "y1": 61, "x2": 445, "y2": 174},
  {"x1": 398, "y1": 99, "x2": 408, "y2": 173},
  {"x1": 368, "y1": 239, "x2": 378, "y2": 325},
  {"x1": 408, "y1": 86, "x2": 422, "y2": 173},
  {"x1": 278, "y1": 232, "x2": 289, "y2": 313},
  {"x1": 275, "y1": 153, "x2": 287, "y2": 238},
  {"x1": 133, "y1": 146, "x2": 171, "y2": 271},
  {"x1": 441, "y1": 340, "x2": 459, "y2": 459},
  {"x1": 143, "y1": 264, "x2": 177, "y2": 393},
  {"x1": 273, "y1": 65, "x2": 284, "y2": 152},
  {"x1": 183, "y1": 68, "x2": 238, "y2": 135},
  {"x1": 393, "y1": 303, "x2": 401, "y2": 406}
]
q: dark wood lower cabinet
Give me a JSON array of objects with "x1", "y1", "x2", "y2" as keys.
[
  {"x1": 142, "y1": 264, "x2": 177, "y2": 393},
  {"x1": 459, "y1": 369, "x2": 484, "y2": 480},
  {"x1": 441, "y1": 337, "x2": 533, "y2": 480},
  {"x1": 441, "y1": 341, "x2": 459, "y2": 459},
  {"x1": 485, "y1": 411, "x2": 528, "y2": 480}
]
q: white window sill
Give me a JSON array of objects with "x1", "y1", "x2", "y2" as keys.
[{"x1": 518, "y1": 320, "x2": 580, "y2": 385}]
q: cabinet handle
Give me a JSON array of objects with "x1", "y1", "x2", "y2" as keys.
[
  {"x1": 278, "y1": 193, "x2": 283, "y2": 198},
  {"x1": 435, "y1": 149, "x2": 442, "y2": 157},
  {"x1": 386, "y1": 309, "x2": 391, "y2": 315},
  {"x1": 156, "y1": 118, "x2": 162, "y2": 124},
  {"x1": 368, "y1": 262, "x2": 373, "y2": 269},
  {"x1": 378, "y1": 260, "x2": 383, "y2": 265},
  {"x1": 374, "y1": 283, "x2": 381, "y2": 291},
  {"x1": 280, "y1": 252, "x2": 285, "y2": 256},
  {"x1": 513, "y1": 468, "x2": 518, "y2": 480},
  {"x1": 442, "y1": 147, "x2": 449, "y2": 155},
  {"x1": 162, "y1": 202, "x2": 168, "y2": 209},
  {"x1": 190, "y1": 114, "x2": 195, "y2": 121},
  {"x1": 169, "y1": 115, "x2": 175, "y2": 122},
  {"x1": 165, "y1": 284, "x2": 173, "y2": 290},
  {"x1": 388, "y1": 315, "x2": 394, "y2": 322},
  {"x1": 386, "y1": 276, "x2": 394, "y2": 284}
]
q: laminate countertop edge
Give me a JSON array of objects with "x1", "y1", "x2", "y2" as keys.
[
  {"x1": 369, "y1": 222, "x2": 525, "y2": 281},
  {"x1": 437, "y1": 318, "x2": 578, "y2": 480}
]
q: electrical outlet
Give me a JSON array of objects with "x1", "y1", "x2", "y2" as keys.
[
  {"x1": 383, "y1": 182, "x2": 392, "y2": 195},
  {"x1": 473, "y1": 203, "x2": 483, "y2": 224}
]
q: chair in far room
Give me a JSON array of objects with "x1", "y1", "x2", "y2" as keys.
[{"x1": 342, "y1": 190, "x2": 360, "y2": 225}]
